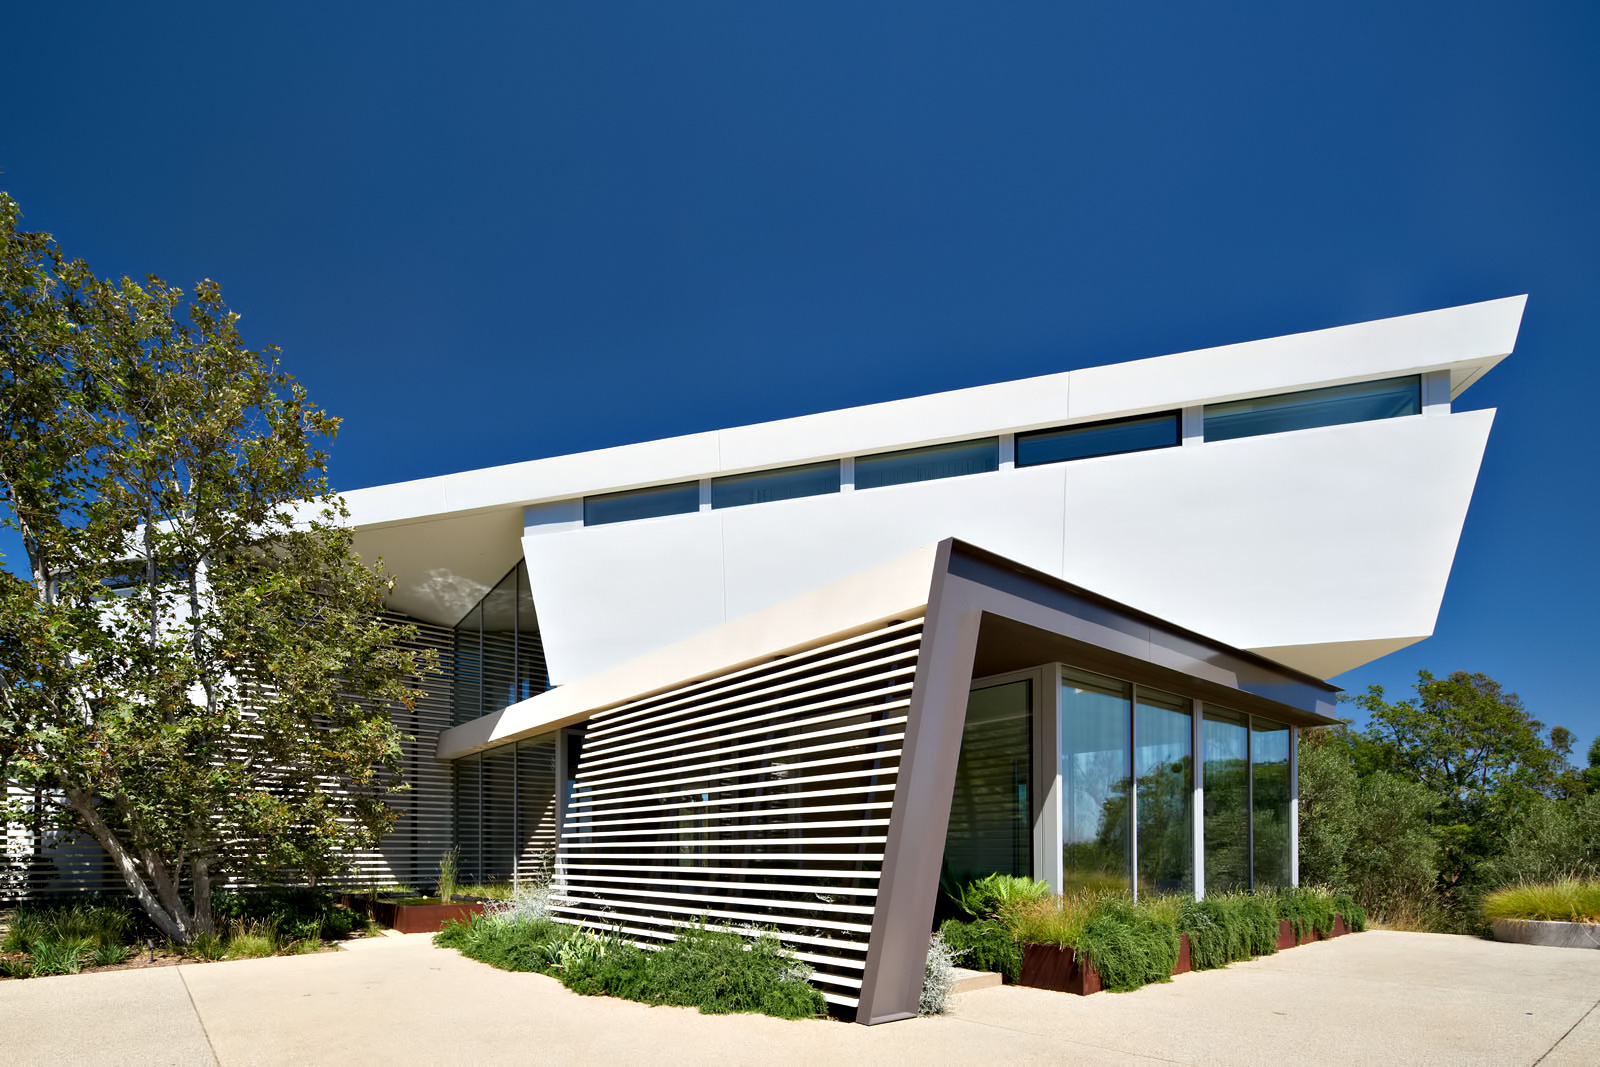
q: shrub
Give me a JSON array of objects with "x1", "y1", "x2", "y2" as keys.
[
  {"x1": 1006, "y1": 893, "x2": 1094, "y2": 949},
  {"x1": 225, "y1": 919, "x2": 280, "y2": 959},
  {"x1": 598, "y1": 925, "x2": 825, "y2": 1019},
  {"x1": 938, "y1": 918, "x2": 1022, "y2": 981},
  {"x1": 1278, "y1": 886, "x2": 1338, "y2": 940},
  {"x1": 29, "y1": 937, "x2": 92, "y2": 976},
  {"x1": 1482, "y1": 878, "x2": 1600, "y2": 924},
  {"x1": 438, "y1": 917, "x2": 826, "y2": 1020},
  {"x1": 1332, "y1": 892, "x2": 1368, "y2": 932},
  {"x1": 1177, "y1": 892, "x2": 1276, "y2": 968},
  {"x1": 3, "y1": 902, "x2": 135, "y2": 953},
  {"x1": 953, "y1": 873, "x2": 1051, "y2": 920},
  {"x1": 212, "y1": 887, "x2": 353, "y2": 942},
  {"x1": 920, "y1": 931, "x2": 960, "y2": 1015},
  {"x1": 92, "y1": 942, "x2": 133, "y2": 967},
  {"x1": 435, "y1": 913, "x2": 573, "y2": 972},
  {"x1": 187, "y1": 932, "x2": 227, "y2": 961},
  {"x1": 1077, "y1": 897, "x2": 1179, "y2": 992}
]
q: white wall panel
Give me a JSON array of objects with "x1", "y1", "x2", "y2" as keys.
[
  {"x1": 1058, "y1": 410, "x2": 1494, "y2": 654},
  {"x1": 523, "y1": 511, "x2": 726, "y2": 685},
  {"x1": 718, "y1": 466, "x2": 1068, "y2": 621}
]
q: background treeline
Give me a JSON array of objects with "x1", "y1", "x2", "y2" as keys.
[{"x1": 1300, "y1": 670, "x2": 1600, "y2": 931}]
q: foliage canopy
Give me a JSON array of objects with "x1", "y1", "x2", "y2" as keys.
[{"x1": 0, "y1": 189, "x2": 425, "y2": 941}]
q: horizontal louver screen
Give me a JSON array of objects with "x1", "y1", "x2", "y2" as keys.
[{"x1": 551, "y1": 619, "x2": 923, "y2": 1009}]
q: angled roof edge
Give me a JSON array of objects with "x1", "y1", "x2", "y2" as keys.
[{"x1": 342, "y1": 297, "x2": 1525, "y2": 530}]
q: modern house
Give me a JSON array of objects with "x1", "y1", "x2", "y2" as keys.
[{"x1": 5, "y1": 295, "x2": 1521, "y2": 1022}]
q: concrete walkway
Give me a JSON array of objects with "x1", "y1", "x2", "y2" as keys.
[{"x1": 2, "y1": 929, "x2": 1596, "y2": 1066}]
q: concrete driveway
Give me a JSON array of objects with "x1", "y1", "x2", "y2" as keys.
[{"x1": 1, "y1": 929, "x2": 1596, "y2": 1066}]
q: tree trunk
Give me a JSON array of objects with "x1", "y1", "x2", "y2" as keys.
[{"x1": 64, "y1": 788, "x2": 197, "y2": 943}]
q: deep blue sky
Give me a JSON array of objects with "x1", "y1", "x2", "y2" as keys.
[{"x1": 3, "y1": 3, "x2": 1596, "y2": 755}]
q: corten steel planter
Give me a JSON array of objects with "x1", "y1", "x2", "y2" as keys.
[
  {"x1": 1018, "y1": 943, "x2": 1102, "y2": 995},
  {"x1": 344, "y1": 896, "x2": 486, "y2": 933},
  {"x1": 1173, "y1": 933, "x2": 1192, "y2": 974}
]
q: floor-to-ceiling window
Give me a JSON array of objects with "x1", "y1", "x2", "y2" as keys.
[
  {"x1": 1135, "y1": 688, "x2": 1193, "y2": 895},
  {"x1": 1203, "y1": 708, "x2": 1251, "y2": 893},
  {"x1": 451, "y1": 560, "x2": 547, "y2": 726},
  {"x1": 1060, "y1": 669, "x2": 1132, "y2": 893},
  {"x1": 944, "y1": 679, "x2": 1032, "y2": 882},
  {"x1": 1251, "y1": 721, "x2": 1292, "y2": 889}
]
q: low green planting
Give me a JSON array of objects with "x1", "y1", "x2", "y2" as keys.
[
  {"x1": 951, "y1": 873, "x2": 1051, "y2": 920},
  {"x1": 1482, "y1": 878, "x2": 1600, "y2": 923},
  {"x1": 1, "y1": 890, "x2": 355, "y2": 980},
  {"x1": 212, "y1": 887, "x2": 356, "y2": 942},
  {"x1": 946, "y1": 881, "x2": 1372, "y2": 994},
  {"x1": 435, "y1": 915, "x2": 826, "y2": 1019},
  {"x1": 1278, "y1": 886, "x2": 1339, "y2": 940},
  {"x1": 939, "y1": 918, "x2": 1024, "y2": 981},
  {"x1": 1004, "y1": 892, "x2": 1095, "y2": 949},
  {"x1": 1079, "y1": 897, "x2": 1180, "y2": 992}
]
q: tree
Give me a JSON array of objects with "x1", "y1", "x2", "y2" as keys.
[
  {"x1": 1298, "y1": 728, "x2": 1439, "y2": 921},
  {"x1": 0, "y1": 189, "x2": 426, "y2": 942},
  {"x1": 1355, "y1": 670, "x2": 1571, "y2": 890}
]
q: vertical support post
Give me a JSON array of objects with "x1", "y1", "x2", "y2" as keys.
[
  {"x1": 1033, "y1": 664, "x2": 1062, "y2": 894},
  {"x1": 1246, "y1": 717, "x2": 1255, "y2": 892},
  {"x1": 512, "y1": 740, "x2": 521, "y2": 891},
  {"x1": 999, "y1": 433, "x2": 1016, "y2": 471},
  {"x1": 840, "y1": 456, "x2": 856, "y2": 493},
  {"x1": 1128, "y1": 685, "x2": 1139, "y2": 902},
  {"x1": 1181, "y1": 405, "x2": 1204, "y2": 445},
  {"x1": 1422, "y1": 369, "x2": 1451, "y2": 416},
  {"x1": 1192, "y1": 701, "x2": 1206, "y2": 899},
  {"x1": 698, "y1": 478, "x2": 713, "y2": 512}
]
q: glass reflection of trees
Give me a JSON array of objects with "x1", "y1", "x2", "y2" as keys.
[
  {"x1": 1203, "y1": 710, "x2": 1251, "y2": 893},
  {"x1": 1252, "y1": 721, "x2": 1292, "y2": 888},
  {"x1": 1061, "y1": 670, "x2": 1132, "y2": 892},
  {"x1": 1060, "y1": 671, "x2": 1195, "y2": 896}
]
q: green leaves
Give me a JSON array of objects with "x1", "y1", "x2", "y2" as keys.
[{"x1": 1, "y1": 188, "x2": 429, "y2": 941}]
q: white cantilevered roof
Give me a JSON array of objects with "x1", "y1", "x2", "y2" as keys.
[{"x1": 342, "y1": 295, "x2": 1523, "y2": 529}]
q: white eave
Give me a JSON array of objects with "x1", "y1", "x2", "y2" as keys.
[{"x1": 341, "y1": 295, "x2": 1526, "y2": 531}]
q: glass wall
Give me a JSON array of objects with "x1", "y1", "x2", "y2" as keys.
[
  {"x1": 1203, "y1": 708, "x2": 1251, "y2": 893},
  {"x1": 1251, "y1": 721, "x2": 1292, "y2": 889},
  {"x1": 452, "y1": 561, "x2": 547, "y2": 726},
  {"x1": 1135, "y1": 688, "x2": 1193, "y2": 894},
  {"x1": 1060, "y1": 669, "x2": 1132, "y2": 892},
  {"x1": 943, "y1": 680, "x2": 1032, "y2": 882}
]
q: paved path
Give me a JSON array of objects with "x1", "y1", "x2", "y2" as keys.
[{"x1": 2, "y1": 929, "x2": 1597, "y2": 1065}]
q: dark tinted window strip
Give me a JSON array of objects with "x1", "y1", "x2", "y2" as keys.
[
  {"x1": 1204, "y1": 375, "x2": 1420, "y2": 443},
  {"x1": 583, "y1": 481, "x2": 701, "y2": 526},
  {"x1": 712, "y1": 461, "x2": 841, "y2": 509},
  {"x1": 1016, "y1": 411, "x2": 1180, "y2": 467},
  {"x1": 854, "y1": 438, "x2": 999, "y2": 490}
]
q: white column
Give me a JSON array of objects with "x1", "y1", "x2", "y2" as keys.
[
  {"x1": 1034, "y1": 665, "x2": 1063, "y2": 893},
  {"x1": 840, "y1": 456, "x2": 856, "y2": 493},
  {"x1": 1192, "y1": 701, "x2": 1206, "y2": 899},
  {"x1": 1289, "y1": 726, "x2": 1300, "y2": 887},
  {"x1": 1422, "y1": 369, "x2": 1452, "y2": 416},
  {"x1": 1181, "y1": 405, "x2": 1204, "y2": 445},
  {"x1": 999, "y1": 433, "x2": 1017, "y2": 471}
]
